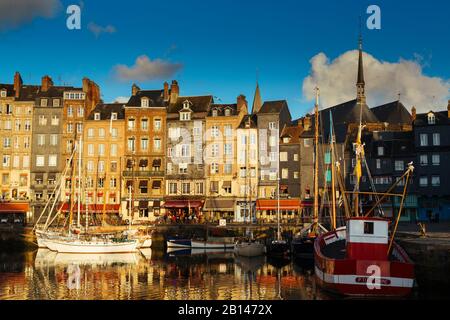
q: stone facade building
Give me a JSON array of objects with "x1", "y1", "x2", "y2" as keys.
[{"x1": 122, "y1": 84, "x2": 167, "y2": 223}]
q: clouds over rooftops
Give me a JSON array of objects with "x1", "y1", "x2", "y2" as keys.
[
  {"x1": 113, "y1": 55, "x2": 183, "y2": 82},
  {"x1": 87, "y1": 22, "x2": 116, "y2": 37},
  {"x1": 0, "y1": 0, "x2": 62, "y2": 30},
  {"x1": 302, "y1": 50, "x2": 450, "y2": 113}
]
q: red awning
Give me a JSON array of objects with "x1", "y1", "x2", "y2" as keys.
[
  {"x1": 300, "y1": 200, "x2": 313, "y2": 207},
  {"x1": 256, "y1": 199, "x2": 300, "y2": 211},
  {"x1": 0, "y1": 202, "x2": 29, "y2": 213},
  {"x1": 163, "y1": 200, "x2": 203, "y2": 209}
]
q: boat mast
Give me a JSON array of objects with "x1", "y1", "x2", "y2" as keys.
[
  {"x1": 313, "y1": 87, "x2": 320, "y2": 234},
  {"x1": 277, "y1": 119, "x2": 281, "y2": 241},
  {"x1": 77, "y1": 134, "x2": 82, "y2": 229},
  {"x1": 329, "y1": 111, "x2": 337, "y2": 230},
  {"x1": 128, "y1": 185, "x2": 132, "y2": 230},
  {"x1": 68, "y1": 135, "x2": 77, "y2": 236}
]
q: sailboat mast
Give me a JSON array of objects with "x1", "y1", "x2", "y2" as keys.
[
  {"x1": 329, "y1": 112, "x2": 337, "y2": 230},
  {"x1": 277, "y1": 119, "x2": 281, "y2": 241},
  {"x1": 313, "y1": 87, "x2": 320, "y2": 231},
  {"x1": 77, "y1": 135, "x2": 82, "y2": 228}
]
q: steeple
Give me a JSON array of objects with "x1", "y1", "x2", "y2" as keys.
[
  {"x1": 356, "y1": 27, "x2": 366, "y2": 105},
  {"x1": 252, "y1": 82, "x2": 263, "y2": 114}
]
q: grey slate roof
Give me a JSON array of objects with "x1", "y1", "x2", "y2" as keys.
[
  {"x1": 209, "y1": 103, "x2": 238, "y2": 116},
  {"x1": 371, "y1": 100, "x2": 412, "y2": 125},
  {"x1": 167, "y1": 95, "x2": 213, "y2": 114},
  {"x1": 126, "y1": 90, "x2": 166, "y2": 107},
  {"x1": 258, "y1": 100, "x2": 288, "y2": 114},
  {"x1": 238, "y1": 114, "x2": 258, "y2": 129},
  {"x1": 87, "y1": 103, "x2": 125, "y2": 120},
  {"x1": 414, "y1": 110, "x2": 450, "y2": 126}
]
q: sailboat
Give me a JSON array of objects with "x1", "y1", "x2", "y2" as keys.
[
  {"x1": 267, "y1": 123, "x2": 290, "y2": 259},
  {"x1": 292, "y1": 88, "x2": 327, "y2": 259},
  {"x1": 37, "y1": 135, "x2": 138, "y2": 254},
  {"x1": 235, "y1": 118, "x2": 266, "y2": 257}
]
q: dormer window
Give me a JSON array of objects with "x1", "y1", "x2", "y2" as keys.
[
  {"x1": 111, "y1": 113, "x2": 118, "y2": 120},
  {"x1": 53, "y1": 99, "x2": 60, "y2": 107},
  {"x1": 94, "y1": 113, "x2": 101, "y2": 120},
  {"x1": 224, "y1": 109, "x2": 231, "y2": 116},
  {"x1": 180, "y1": 112, "x2": 191, "y2": 121},
  {"x1": 41, "y1": 99, "x2": 48, "y2": 107},
  {"x1": 183, "y1": 100, "x2": 191, "y2": 109},
  {"x1": 212, "y1": 109, "x2": 218, "y2": 117},
  {"x1": 0, "y1": 90, "x2": 6, "y2": 98},
  {"x1": 283, "y1": 137, "x2": 291, "y2": 143},
  {"x1": 141, "y1": 98, "x2": 149, "y2": 107},
  {"x1": 427, "y1": 113, "x2": 435, "y2": 125}
]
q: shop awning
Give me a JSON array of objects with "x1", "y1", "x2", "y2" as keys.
[
  {"x1": 0, "y1": 203, "x2": 29, "y2": 214},
  {"x1": 300, "y1": 200, "x2": 313, "y2": 207},
  {"x1": 163, "y1": 200, "x2": 203, "y2": 209},
  {"x1": 203, "y1": 199, "x2": 235, "y2": 211},
  {"x1": 256, "y1": 199, "x2": 300, "y2": 211}
]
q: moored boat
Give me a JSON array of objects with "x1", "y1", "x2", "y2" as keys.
[
  {"x1": 191, "y1": 236, "x2": 235, "y2": 249},
  {"x1": 45, "y1": 237, "x2": 139, "y2": 254},
  {"x1": 166, "y1": 237, "x2": 192, "y2": 248},
  {"x1": 234, "y1": 239, "x2": 266, "y2": 257},
  {"x1": 314, "y1": 217, "x2": 414, "y2": 297}
]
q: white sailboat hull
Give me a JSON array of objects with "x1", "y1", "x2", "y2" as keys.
[
  {"x1": 45, "y1": 238, "x2": 138, "y2": 254},
  {"x1": 234, "y1": 242, "x2": 266, "y2": 257},
  {"x1": 136, "y1": 238, "x2": 152, "y2": 249}
]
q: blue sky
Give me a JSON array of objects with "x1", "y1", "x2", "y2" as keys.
[{"x1": 0, "y1": 0, "x2": 449, "y2": 118}]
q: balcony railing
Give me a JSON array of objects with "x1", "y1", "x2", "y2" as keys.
[{"x1": 123, "y1": 171, "x2": 164, "y2": 177}]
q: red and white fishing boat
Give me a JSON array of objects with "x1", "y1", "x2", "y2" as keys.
[{"x1": 314, "y1": 217, "x2": 415, "y2": 297}]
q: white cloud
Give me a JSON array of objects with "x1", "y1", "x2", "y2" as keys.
[
  {"x1": 113, "y1": 55, "x2": 183, "y2": 82},
  {"x1": 113, "y1": 96, "x2": 129, "y2": 103},
  {"x1": 87, "y1": 22, "x2": 116, "y2": 38},
  {"x1": 0, "y1": 0, "x2": 62, "y2": 30},
  {"x1": 302, "y1": 50, "x2": 450, "y2": 113}
]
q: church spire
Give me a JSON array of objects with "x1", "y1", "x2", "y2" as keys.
[
  {"x1": 252, "y1": 81, "x2": 263, "y2": 114},
  {"x1": 356, "y1": 29, "x2": 366, "y2": 105}
]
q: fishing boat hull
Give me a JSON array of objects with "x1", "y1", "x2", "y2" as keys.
[
  {"x1": 234, "y1": 242, "x2": 266, "y2": 257},
  {"x1": 45, "y1": 238, "x2": 139, "y2": 254},
  {"x1": 314, "y1": 227, "x2": 415, "y2": 297},
  {"x1": 166, "y1": 239, "x2": 192, "y2": 248}
]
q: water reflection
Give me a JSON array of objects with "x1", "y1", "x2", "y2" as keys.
[{"x1": 0, "y1": 248, "x2": 330, "y2": 300}]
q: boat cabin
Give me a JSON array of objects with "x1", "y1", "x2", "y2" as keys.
[{"x1": 346, "y1": 217, "x2": 389, "y2": 260}]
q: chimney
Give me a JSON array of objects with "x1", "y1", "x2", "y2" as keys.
[
  {"x1": 411, "y1": 106, "x2": 417, "y2": 121},
  {"x1": 163, "y1": 82, "x2": 169, "y2": 101},
  {"x1": 13, "y1": 72, "x2": 22, "y2": 98},
  {"x1": 41, "y1": 75, "x2": 54, "y2": 92},
  {"x1": 82, "y1": 77, "x2": 101, "y2": 114},
  {"x1": 170, "y1": 80, "x2": 179, "y2": 104},
  {"x1": 447, "y1": 101, "x2": 450, "y2": 119},
  {"x1": 303, "y1": 115, "x2": 311, "y2": 131},
  {"x1": 132, "y1": 84, "x2": 140, "y2": 96},
  {"x1": 237, "y1": 94, "x2": 247, "y2": 112}
]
